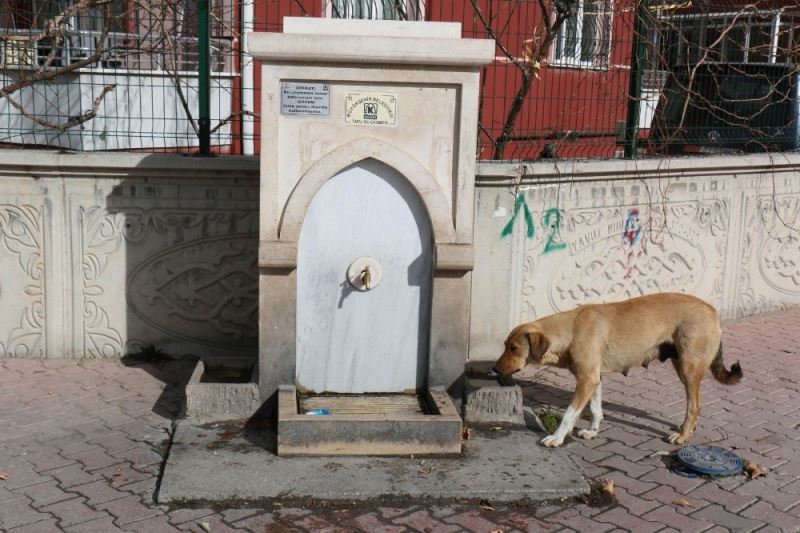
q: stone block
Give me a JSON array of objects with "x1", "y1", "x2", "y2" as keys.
[
  {"x1": 185, "y1": 359, "x2": 260, "y2": 424},
  {"x1": 463, "y1": 363, "x2": 525, "y2": 425}
]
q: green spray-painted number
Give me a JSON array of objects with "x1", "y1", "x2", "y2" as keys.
[
  {"x1": 501, "y1": 194, "x2": 535, "y2": 239},
  {"x1": 543, "y1": 208, "x2": 567, "y2": 254}
]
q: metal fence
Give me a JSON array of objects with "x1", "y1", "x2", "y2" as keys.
[{"x1": 2, "y1": 0, "x2": 800, "y2": 160}]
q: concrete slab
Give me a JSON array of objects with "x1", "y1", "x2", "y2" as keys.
[{"x1": 158, "y1": 413, "x2": 589, "y2": 505}]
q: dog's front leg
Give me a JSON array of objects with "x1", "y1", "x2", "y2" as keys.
[
  {"x1": 577, "y1": 381, "x2": 603, "y2": 439},
  {"x1": 541, "y1": 374, "x2": 599, "y2": 447}
]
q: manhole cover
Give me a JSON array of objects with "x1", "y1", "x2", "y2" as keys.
[{"x1": 676, "y1": 445, "x2": 744, "y2": 476}]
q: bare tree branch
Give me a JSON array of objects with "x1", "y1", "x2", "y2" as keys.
[{"x1": 1, "y1": 3, "x2": 113, "y2": 103}]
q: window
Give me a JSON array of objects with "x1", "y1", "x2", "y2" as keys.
[
  {"x1": 328, "y1": 0, "x2": 424, "y2": 21},
  {"x1": 553, "y1": 0, "x2": 612, "y2": 67},
  {"x1": 653, "y1": 11, "x2": 800, "y2": 70}
]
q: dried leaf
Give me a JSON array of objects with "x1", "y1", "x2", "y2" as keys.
[
  {"x1": 489, "y1": 426, "x2": 503, "y2": 431},
  {"x1": 598, "y1": 477, "x2": 614, "y2": 495},
  {"x1": 673, "y1": 498, "x2": 693, "y2": 508},
  {"x1": 0, "y1": 471, "x2": 8, "y2": 481},
  {"x1": 745, "y1": 460, "x2": 767, "y2": 479},
  {"x1": 479, "y1": 499, "x2": 495, "y2": 512},
  {"x1": 647, "y1": 450, "x2": 673, "y2": 458},
  {"x1": 461, "y1": 427, "x2": 471, "y2": 441},
  {"x1": 490, "y1": 530, "x2": 504, "y2": 533},
  {"x1": 198, "y1": 521, "x2": 211, "y2": 533}
]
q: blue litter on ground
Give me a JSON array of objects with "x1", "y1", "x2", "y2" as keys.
[
  {"x1": 676, "y1": 445, "x2": 744, "y2": 477},
  {"x1": 305, "y1": 408, "x2": 331, "y2": 416}
]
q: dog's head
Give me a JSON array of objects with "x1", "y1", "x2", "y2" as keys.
[{"x1": 493, "y1": 326, "x2": 551, "y2": 377}]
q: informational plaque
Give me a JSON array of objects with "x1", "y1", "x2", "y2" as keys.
[
  {"x1": 345, "y1": 92, "x2": 397, "y2": 126},
  {"x1": 281, "y1": 81, "x2": 330, "y2": 116}
]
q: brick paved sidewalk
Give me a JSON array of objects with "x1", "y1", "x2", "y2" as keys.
[{"x1": 1, "y1": 310, "x2": 799, "y2": 532}]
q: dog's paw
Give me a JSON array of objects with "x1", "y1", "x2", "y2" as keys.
[
  {"x1": 541, "y1": 435, "x2": 565, "y2": 447},
  {"x1": 577, "y1": 429, "x2": 598, "y2": 440},
  {"x1": 667, "y1": 432, "x2": 688, "y2": 444}
]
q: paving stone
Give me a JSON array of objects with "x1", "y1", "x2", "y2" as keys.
[
  {"x1": 599, "y1": 455, "x2": 658, "y2": 479},
  {"x1": 612, "y1": 486, "x2": 661, "y2": 517},
  {"x1": 124, "y1": 514, "x2": 183, "y2": 532},
  {"x1": 16, "y1": 480, "x2": 76, "y2": 508},
  {"x1": 38, "y1": 497, "x2": 108, "y2": 528},
  {"x1": 168, "y1": 507, "x2": 216, "y2": 525},
  {"x1": 641, "y1": 505, "x2": 715, "y2": 532},
  {"x1": 639, "y1": 485, "x2": 709, "y2": 515},
  {"x1": 690, "y1": 503, "x2": 765, "y2": 531},
  {"x1": 62, "y1": 515, "x2": 125, "y2": 532},
  {"x1": 86, "y1": 432, "x2": 141, "y2": 453},
  {"x1": 219, "y1": 508, "x2": 261, "y2": 523},
  {"x1": 601, "y1": 471, "x2": 660, "y2": 496},
  {"x1": 70, "y1": 479, "x2": 129, "y2": 506},
  {"x1": 687, "y1": 483, "x2": 759, "y2": 513},
  {"x1": 499, "y1": 511, "x2": 555, "y2": 532},
  {"x1": 93, "y1": 462, "x2": 153, "y2": 488},
  {"x1": 177, "y1": 515, "x2": 240, "y2": 532},
  {"x1": 0, "y1": 498, "x2": 54, "y2": 530},
  {"x1": 43, "y1": 463, "x2": 100, "y2": 488},
  {"x1": 547, "y1": 508, "x2": 614, "y2": 532},
  {"x1": 42, "y1": 434, "x2": 101, "y2": 456},
  {"x1": 592, "y1": 507, "x2": 662, "y2": 532},
  {"x1": 444, "y1": 510, "x2": 505, "y2": 532},
  {"x1": 379, "y1": 506, "x2": 416, "y2": 519},
  {"x1": 6, "y1": 518, "x2": 61, "y2": 532},
  {"x1": 230, "y1": 512, "x2": 282, "y2": 532},
  {"x1": 394, "y1": 509, "x2": 461, "y2": 532},
  {"x1": 1, "y1": 461, "x2": 55, "y2": 490},
  {"x1": 346, "y1": 511, "x2": 408, "y2": 533},
  {"x1": 739, "y1": 500, "x2": 800, "y2": 531},
  {"x1": 95, "y1": 494, "x2": 162, "y2": 525},
  {"x1": 67, "y1": 447, "x2": 123, "y2": 471}
]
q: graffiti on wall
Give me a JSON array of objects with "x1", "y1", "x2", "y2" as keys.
[
  {"x1": 501, "y1": 195, "x2": 567, "y2": 255},
  {"x1": 622, "y1": 208, "x2": 645, "y2": 278}
]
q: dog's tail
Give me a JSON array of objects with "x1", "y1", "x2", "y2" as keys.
[{"x1": 710, "y1": 343, "x2": 743, "y2": 385}]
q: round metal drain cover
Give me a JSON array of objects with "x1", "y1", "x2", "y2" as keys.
[{"x1": 676, "y1": 445, "x2": 744, "y2": 476}]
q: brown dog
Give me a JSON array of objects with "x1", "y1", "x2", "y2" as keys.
[{"x1": 493, "y1": 293, "x2": 742, "y2": 447}]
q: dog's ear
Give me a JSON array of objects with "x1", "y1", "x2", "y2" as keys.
[{"x1": 526, "y1": 332, "x2": 550, "y2": 359}]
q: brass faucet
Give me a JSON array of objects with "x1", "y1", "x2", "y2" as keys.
[{"x1": 360, "y1": 265, "x2": 372, "y2": 291}]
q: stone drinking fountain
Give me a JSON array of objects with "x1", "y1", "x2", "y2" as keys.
[{"x1": 250, "y1": 18, "x2": 494, "y2": 456}]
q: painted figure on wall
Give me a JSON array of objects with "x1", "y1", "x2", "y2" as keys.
[{"x1": 622, "y1": 208, "x2": 644, "y2": 277}]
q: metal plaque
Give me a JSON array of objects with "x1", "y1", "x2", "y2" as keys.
[
  {"x1": 281, "y1": 81, "x2": 330, "y2": 116},
  {"x1": 345, "y1": 92, "x2": 397, "y2": 126}
]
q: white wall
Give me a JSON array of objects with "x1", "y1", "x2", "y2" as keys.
[
  {"x1": 0, "y1": 72, "x2": 233, "y2": 150},
  {"x1": 1, "y1": 151, "x2": 799, "y2": 359}
]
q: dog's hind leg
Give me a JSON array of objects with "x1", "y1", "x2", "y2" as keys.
[
  {"x1": 542, "y1": 372, "x2": 600, "y2": 447},
  {"x1": 577, "y1": 381, "x2": 603, "y2": 439},
  {"x1": 668, "y1": 363, "x2": 704, "y2": 444}
]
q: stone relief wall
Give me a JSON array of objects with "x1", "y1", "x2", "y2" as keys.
[
  {"x1": 0, "y1": 153, "x2": 259, "y2": 359},
  {"x1": 1, "y1": 153, "x2": 799, "y2": 359},
  {"x1": 470, "y1": 159, "x2": 800, "y2": 359}
]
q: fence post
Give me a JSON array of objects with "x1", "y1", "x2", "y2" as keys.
[
  {"x1": 198, "y1": 0, "x2": 211, "y2": 154},
  {"x1": 624, "y1": 0, "x2": 648, "y2": 158}
]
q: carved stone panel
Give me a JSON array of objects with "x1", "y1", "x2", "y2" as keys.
[
  {"x1": 0, "y1": 204, "x2": 45, "y2": 357},
  {"x1": 71, "y1": 180, "x2": 259, "y2": 359},
  {"x1": 740, "y1": 192, "x2": 800, "y2": 317}
]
